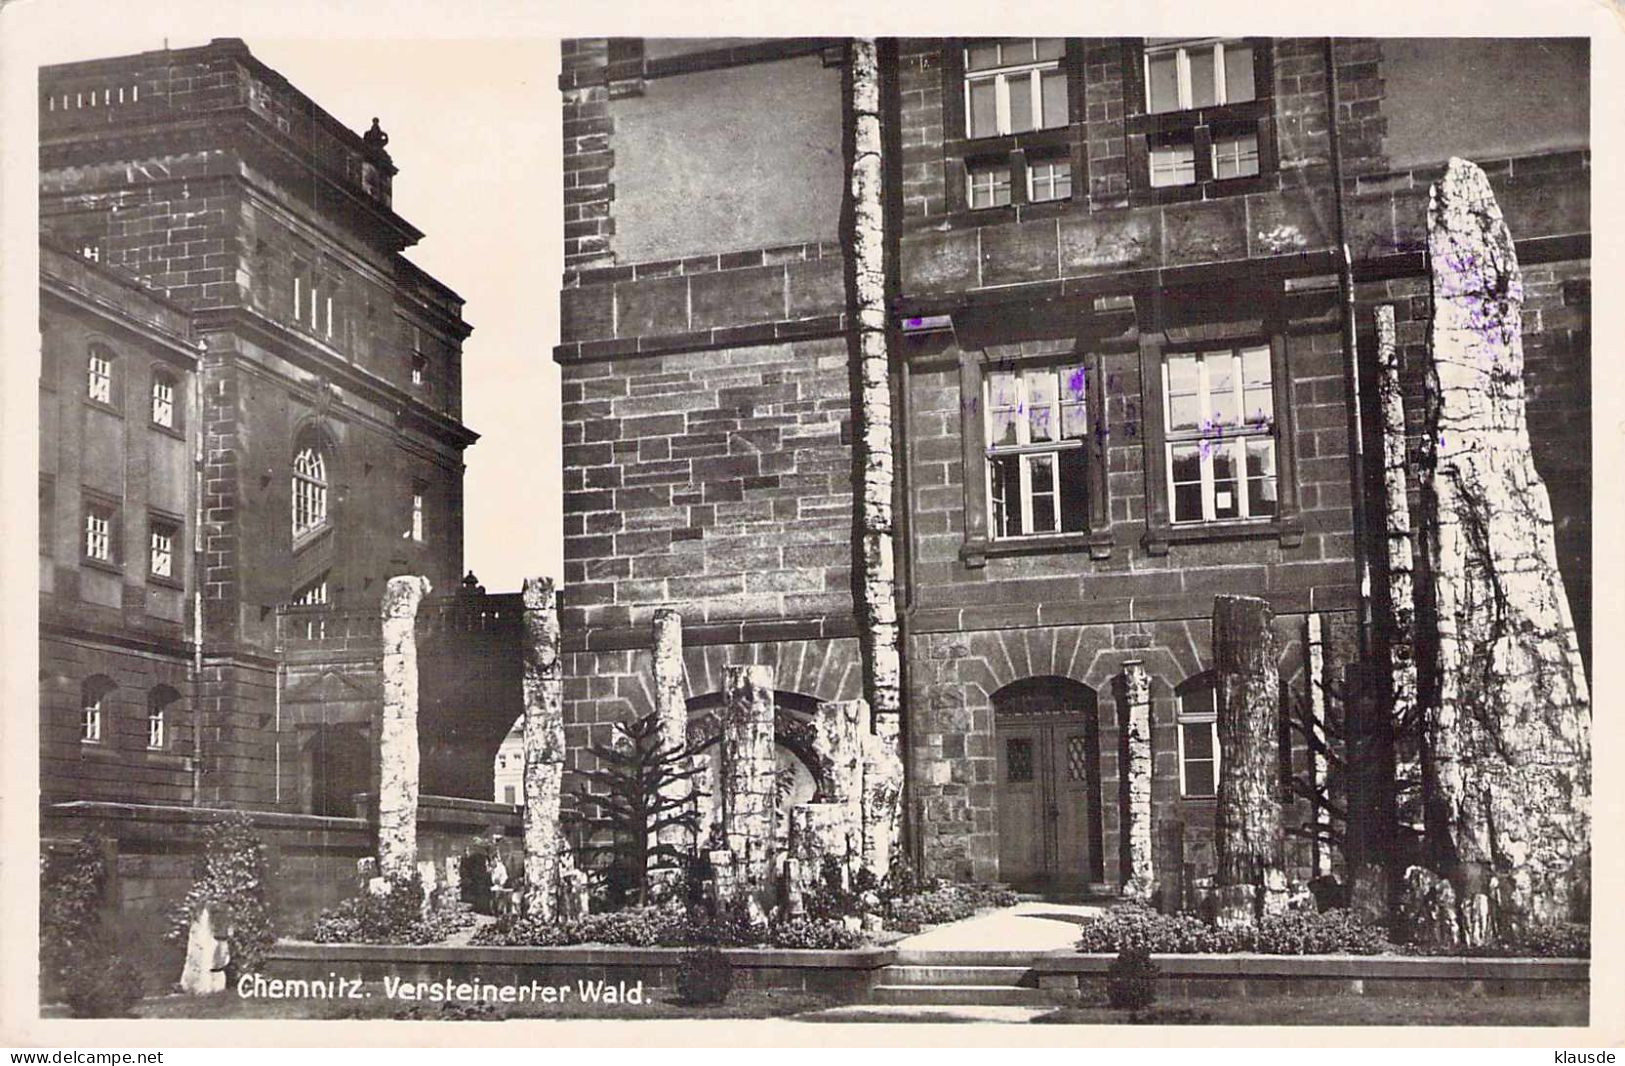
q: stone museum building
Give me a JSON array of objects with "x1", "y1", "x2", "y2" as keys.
[{"x1": 552, "y1": 37, "x2": 1589, "y2": 890}]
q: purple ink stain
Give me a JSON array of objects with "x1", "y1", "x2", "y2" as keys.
[{"x1": 1066, "y1": 366, "x2": 1087, "y2": 400}]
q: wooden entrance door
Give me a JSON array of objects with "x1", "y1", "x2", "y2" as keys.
[{"x1": 993, "y1": 679, "x2": 1103, "y2": 892}]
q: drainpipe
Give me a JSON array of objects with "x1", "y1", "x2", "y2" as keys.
[
  {"x1": 1323, "y1": 37, "x2": 1372, "y2": 663},
  {"x1": 191, "y1": 346, "x2": 206, "y2": 805}
]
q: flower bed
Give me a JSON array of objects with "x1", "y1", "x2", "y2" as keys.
[{"x1": 469, "y1": 903, "x2": 863, "y2": 951}]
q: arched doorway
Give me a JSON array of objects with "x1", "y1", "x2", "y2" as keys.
[
  {"x1": 993, "y1": 676, "x2": 1104, "y2": 892},
  {"x1": 301, "y1": 724, "x2": 371, "y2": 817}
]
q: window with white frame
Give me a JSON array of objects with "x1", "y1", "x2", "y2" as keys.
[
  {"x1": 963, "y1": 38, "x2": 1068, "y2": 138},
  {"x1": 1027, "y1": 155, "x2": 1073, "y2": 202},
  {"x1": 293, "y1": 576, "x2": 329, "y2": 607},
  {"x1": 149, "y1": 519, "x2": 176, "y2": 579},
  {"x1": 292, "y1": 442, "x2": 329, "y2": 537},
  {"x1": 411, "y1": 483, "x2": 426, "y2": 542},
  {"x1": 81, "y1": 677, "x2": 113, "y2": 744},
  {"x1": 1176, "y1": 673, "x2": 1219, "y2": 797},
  {"x1": 87, "y1": 347, "x2": 114, "y2": 405},
  {"x1": 1144, "y1": 38, "x2": 1255, "y2": 114},
  {"x1": 1211, "y1": 130, "x2": 1261, "y2": 180},
  {"x1": 151, "y1": 371, "x2": 176, "y2": 428},
  {"x1": 84, "y1": 502, "x2": 115, "y2": 564},
  {"x1": 1149, "y1": 140, "x2": 1197, "y2": 187},
  {"x1": 147, "y1": 687, "x2": 177, "y2": 750},
  {"x1": 966, "y1": 161, "x2": 1013, "y2": 209},
  {"x1": 1163, "y1": 345, "x2": 1278, "y2": 524},
  {"x1": 984, "y1": 362, "x2": 1091, "y2": 538}
]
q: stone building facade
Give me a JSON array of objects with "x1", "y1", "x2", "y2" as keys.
[
  {"x1": 38, "y1": 38, "x2": 478, "y2": 816},
  {"x1": 554, "y1": 37, "x2": 1589, "y2": 893}
]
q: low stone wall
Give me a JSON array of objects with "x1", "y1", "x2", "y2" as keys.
[
  {"x1": 1033, "y1": 953, "x2": 1588, "y2": 1001},
  {"x1": 266, "y1": 942, "x2": 897, "y2": 1001}
]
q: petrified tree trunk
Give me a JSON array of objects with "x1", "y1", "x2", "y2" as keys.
[
  {"x1": 521, "y1": 575, "x2": 566, "y2": 918},
  {"x1": 1122, "y1": 661, "x2": 1155, "y2": 900},
  {"x1": 848, "y1": 38, "x2": 901, "y2": 723},
  {"x1": 787, "y1": 803, "x2": 858, "y2": 902},
  {"x1": 1376, "y1": 304, "x2": 1425, "y2": 840},
  {"x1": 861, "y1": 710, "x2": 904, "y2": 876},
  {"x1": 1419, "y1": 157, "x2": 1592, "y2": 935},
  {"x1": 812, "y1": 699, "x2": 866, "y2": 877},
  {"x1": 651, "y1": 609, "x2": 692, "y2": 882},
  {"x1": 378, "y1": 575, "x2": 430, "y2": 881},
  {"x1": 1304, "y1": 614, "x2": 1334, "y2": 878},
  {"x1": 721, "y1": 665, "x2": 777, "y2": 900},
  {"x1": 1213, "y1": 594, "x2": 1285, "y2": 927}
]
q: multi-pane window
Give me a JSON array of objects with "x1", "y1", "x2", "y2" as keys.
[
  {"x1": 292, "y1": 445, "x2": 329, "y2": 537},
  {"x1": 1144, "y1": 38, "x2": 1255, "y2": 114},
  {"x1": 87, "y1": 347, "x2": 114, "y2": 404},
  {"x1": 84, "y1": 503, "x2": 115, "y2": 564},
  {"x1": 81, "y1": 678, "x2": 113, "y2": 744},
  {"x1": 963, "y1": 38, "x2": 1068, "y2": 138},
  {"x1": 966, "y1": 162, "x2": 1012, "y2": 209},
  {"x1": 984, "y1": 362, "x2": 1091, "y2": 538},
  {"x1": 411, "y1": 483, "x2": 426, "y2": 542},
  {"x1": 1027, "y1": 156, "x2": 1072, "y2": 202},
  {"x1": 1177, "y1": 675, "x2": 1219, "y2": 797},
  {"x1": 1163, "y1": 345, "x2": 1278, "y2": 524},
  {"x1": 151, "y1": 373, "x2": 176, "y2": 428},
  {"x1": 411, "y1": 354, "x2": 427, "y2": 387},
  {"x1": 1149, "y1": 141, "x2": 1197, "y2": 187},
  {"x1": 147, "y1": 689, "x2": 176, "y2": 750},
  {"x1": 293, "y1": 577, "x2": 329, "y2": 607},
  {"x1": 149, "y1": 521, "x2": 176, "y2": 579},
  {"x1": 1211, "y1": 131, "x2": 1261, "y2": 180}
]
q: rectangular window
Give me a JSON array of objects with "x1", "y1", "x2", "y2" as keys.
[
  {"x1": 1163, "y1": 346, "x2": 1278, "y2": 524},
  {"x1": 1027, "y1": 156, "x2": 1073, "y2": 202},
  {"x1": 293, "y1": 272, "x2": 304, "y2": 320},
  {"x1": 149, "y1": 521, "x2": 176, "y2": 579},
  {"x1": 984, "y1": 362, "x2": 1091, "y2": 538},
  {"x1": 1144, "y1": 38, "x2": 1255, "y2": 114},
  {"x1": 1148, "y1": 140, "x2": 1197, "y2": 187},
  {"x1": 411, "y1": 483, "x2": 426, "y2": 543},
  {"x1": 82, "y1": 702, "x2": 102, "y2": 744},
  {"x1": 503, "y1": 785, "x2": 517, "y2": 805},
  {"x1": 966, "y1": 162, "x2": 1012, "y2": 209},
  {"x1": 151, "y1": 377, "x2": 175, "y2": 428},
  {"x1": 87, "y1": 352, "x2": 113, "y2": 404},
  {"x1": 1212, "y1": 131, "x2": 1260, "y2": 180},
  {"x1": 1005, "y1": 736, "x2": 1035, "y2": 782},
  {"x1": 1178, "y1": 680, "x2": 1219, "y2": 797},
  {"x1": 411, "y1": 354, "x2": 427, "y2": 387},
  {"x1": 148, "y1": 706, "x2": 166, "y2": 750},
  {"x1": 294, "y1": 577, "x2": 329, "y2": 607},
  {"x1": 963, "y1": 38, "x2": 1068, "y2": 138},
  {"x1": 84, "y1": 503, "x2": 115, "y2": 563}
]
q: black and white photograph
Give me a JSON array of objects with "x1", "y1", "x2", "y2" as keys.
[{"x1": 0, "y1": 0, "x2": 1615, "y2": 1049}]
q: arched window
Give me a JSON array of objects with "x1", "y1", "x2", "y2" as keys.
[
  {"x1": 81, "y1": 675, "x2": 115, "y2": 744},
  {"x1": 1175, "y1": 671, "x2": 1219, "y2": 798},
  {"x1": 150, "y1": 368, "x2": 179, "y2": 429},
  {"x1": 292, "y1": 437, "x2": 329, "y2": 537},
  {"x1": 86, "y1": 344, "x2": 116, "y2": 406},
  {"x1": 148, "y1": 686, "x2": 179, "y2": 750}
]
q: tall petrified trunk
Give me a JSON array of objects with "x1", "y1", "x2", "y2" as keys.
[
  {"x1": 378, "y1": 575, "x2": 430, "y2": 881},
  {"x1": 1304, "y1": 614, "x2": 1334, "y2": 878},
  {"x1": 1419, "y1": 157, "x2": 1591, "y2": 934},
  {"x1": 721, "y1": 665, "x2": 778, "y2": 900},
  {"x1": 521, "y1": 576, "x2": 565, "y2": 918},
  {"x1": 650, "y1": 609, "x2": 691, "y2": 882},
  {"x1": 1122, "y1": 661, "x2": 1155, "y2": 900},
  {"x1": 1376, "y1": 304, "x2": 1424, "y2": 840},
  {"x1": 861, "y1": 709, "x2": 904, "y2": 876},
  {"x1": 848, "y1": 38, "x2": 901, "y2": 726},
  {"x1": 1213, "y1": 594, "x2": 1285, "y2": 926}
]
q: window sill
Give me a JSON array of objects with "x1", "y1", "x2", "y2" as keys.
[
  {"x1": 292, "y1": 523, "x2": 334, "y2": 556},
  {"x1": 1142, "y1": 513, "x2": 1304, "y2": 556},
  {"x1": 81, "y1": 557, "x2": 122, "y2": 577},
  {"x1": 960, "y1": 528, "x2": 1113, "y2": 568},
  {"x1": 82, "y1": 398, "x2": 123, "y2": 418},
  {"x1": 1131, "y1": 172, "x2": 1274, "y2": 206},
  {"x1": 149, "y1": 421, "x2": 186, "y2": 442},
  {"x1": 80, "y1": 743, "x2": 120, "y2": 760},
  {"x1": 148, "y1": 573, "x2": 184, "y2": 592}
]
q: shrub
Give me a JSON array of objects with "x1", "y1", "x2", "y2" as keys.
[
  {"x1": 802, "y1": 856, "x2": 861, "y2": 922},
  {"x1": 1254, "y1": 909, "x2": 1393, "y2": 955},
  {"x1": 570, "y1": 903, "x2": 687, "y2": 947},
  {"x1": 62, "y1": 948, "x2": 143, "y2": 1018},
  {"x1": 1106, "y1": 947, "x2": 1159, "y2": 1012},
  {"x1": 165, "y1": 813, "x2": 275, "y2": 979},
  {"x1": 40, "y1": 836, "x2": 110, "y2": 1003},
  {"x1": 1515, "y1": 922, "x2": 1590, "y2": 958},
  {"x1": 767, "y1": 916, "x2": 863, "y2": 950},
  {"x1": 879, "y1": 857, "x2": 925, "y2": 901},
  {"x1": 309, "y1": 875, "x2": 469, "y2": 945},
  {"x1": 884, "y1": 881, "x2": 1018, "y2": 932},
  {"x1": 674, "y1": 946, "x2": 733, "y2": 1006}
]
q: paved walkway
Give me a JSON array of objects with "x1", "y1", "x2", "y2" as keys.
[{"x1": 893, "y1": 901, "x2": 1105, "y2": 953}]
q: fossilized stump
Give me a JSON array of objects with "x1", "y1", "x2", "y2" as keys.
[
  {"x1": 1305, "y1": 614, "x2": 1334, "y2": 878},
  {"x1": 811, "y1": 699, "x2": 866, "y2": 875},
  {"x1": 1213, "y1": 594, "x2": 1285, "y2": 927},
  {"x1": 1122, "y1": 661, "x2": 1155, "y2": 900},
  {"x1": 521, "y1": 576, "x2": 565, "y2": 918},
  {"x1": 378, "y1": 575, "x2": 430, "y2": 881},
  {"x1": 1376, "y1": 305, "x2": 1425, "y2": 836},
  {"x1": 178, "y1": 904, "x2": 227, "y2": 995},
  {"x1": 651, "y1": 609, "x2": 692, "y2": 881},
  {"x1": 721, "y1": 665, "x2": 777, "y2": 898},
  {"x1": 1420, "y1": 158, "x2": 1592, "y2": 935},
  {"x1": 788, "y1": 803, "x2": 858, "y2": 900},
  {"x1": 861, "y1": 711, "x2": 904, "y2": 876}
]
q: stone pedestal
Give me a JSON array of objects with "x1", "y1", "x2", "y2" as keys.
[
  {"x1": 379, "y1": 575, "x2": 430, "y2": 881},
  {"x1": 521, "y1": 576, "x2": 565, "y2": 919}
]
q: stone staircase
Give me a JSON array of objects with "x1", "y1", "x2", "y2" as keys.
[{"x1": 867, "y1": 949, "x2": 1057, "y2": 1007}]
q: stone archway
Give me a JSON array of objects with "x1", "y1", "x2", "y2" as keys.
[{"x1": 683, "y1": 690, "x2": 823, "y2": 851}]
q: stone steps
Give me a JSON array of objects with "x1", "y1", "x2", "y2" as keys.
[
  {"x1": 867, "y1": 952, "x2": 1058, "y2": 1008},
  {"x1": 868, "y1": 983, "x2": 1056, "y2": 1007},
  {"x1": 881, "y1": 965, "x2": 1034, "y2": 986}
]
